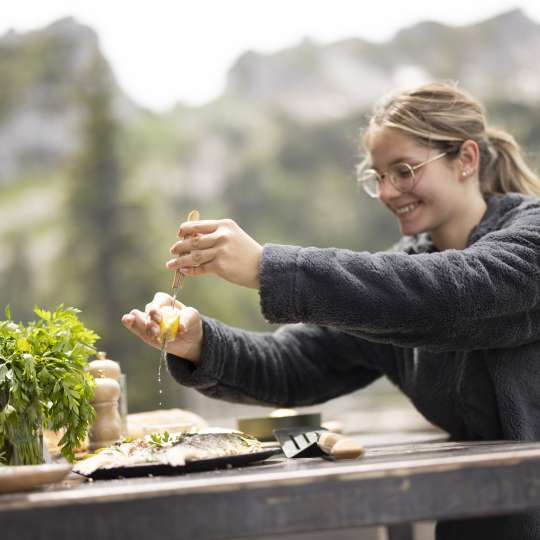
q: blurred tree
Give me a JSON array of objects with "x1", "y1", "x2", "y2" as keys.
[
  {"x1": 1, "y1": 233, "x2": 35, "y2": 323},
  {"x1": 59, "y1": 53, "x2": 172, "y2": 411},
  {"x1": 62, "y1": 53, "x2": 123, "y2": 348}
]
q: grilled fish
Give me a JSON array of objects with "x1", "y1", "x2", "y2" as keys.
[{"x1": 74, "y1": 431, "x2": 263, "y2": 475}]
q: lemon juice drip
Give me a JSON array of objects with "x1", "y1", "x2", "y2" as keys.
[
  {"x1": 157, "y1": 338, "x2": 167, "y2": 408},
  {"x1": 157, "y1": 305, "x2": 180, "y2": 408}
]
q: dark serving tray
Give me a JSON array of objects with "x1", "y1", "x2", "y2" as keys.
[{"x1": 76, "y1": 448, "x2": 283, "y2": 480}]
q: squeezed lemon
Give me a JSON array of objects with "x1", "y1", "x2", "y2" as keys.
[{"x1": 159, "y1": 306, "x2": 181, "y2": 342}]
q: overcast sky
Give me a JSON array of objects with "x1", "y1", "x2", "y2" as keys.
[{"x1": 1, "y1": 1, "x2": 539, "y2": 110}]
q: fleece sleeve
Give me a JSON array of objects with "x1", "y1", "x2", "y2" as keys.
[
  {"x1": 166, "y1": 317, "x2": 388, "y2": 406},
  {"x1": 259, "y1": 207, "x2": 540, "y2": 351}
]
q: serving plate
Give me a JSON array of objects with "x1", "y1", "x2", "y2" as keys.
[
  {"x1": 76, "y1": 448, "x2": 282, "y2": 480},
  {"x1": 0, "y1": 463, "x2": 72, "y2": 494}
]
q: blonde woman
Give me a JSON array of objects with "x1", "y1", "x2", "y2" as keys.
[{"x1": 123, "y1": 82, "x2": 540, "y2": 540}]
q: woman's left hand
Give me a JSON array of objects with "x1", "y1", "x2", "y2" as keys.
[{"x1": 166, "y1": 218, "x2": 263, "y2": 289}]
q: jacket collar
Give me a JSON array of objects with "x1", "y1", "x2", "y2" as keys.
[
  {"x1": 466, "y1": 193, "x2": 525, "y2": 246},
  {"x1": 401, "y1": 193, "x2": 526, "y2": 254}
]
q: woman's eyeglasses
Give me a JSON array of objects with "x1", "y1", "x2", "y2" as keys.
[{"x1": 356, "y1": 152, "x2": 447, "y2": 198}]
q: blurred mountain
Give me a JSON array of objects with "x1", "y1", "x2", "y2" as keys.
[
  {"x1": 225, "y1": 8, "x2": 540, "y2": 121},
  {"x1": 1, "y1": 9, "x2": 538, "y2": 188},
  {"x1": 0, "y1": 17, "x2": 135, "y2": 185}
]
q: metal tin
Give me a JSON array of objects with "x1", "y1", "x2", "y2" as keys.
[{"x1": 237, "y1": 413, "x2": 322, "y2": 442}]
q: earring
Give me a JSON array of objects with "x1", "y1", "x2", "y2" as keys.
[{"x1": 462, "y1": 171, "x2": 467, "y2": 177}]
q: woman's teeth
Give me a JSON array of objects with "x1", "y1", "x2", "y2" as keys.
[{"x1": 396, "y1": 202, "x2": 420, "y2": 216}]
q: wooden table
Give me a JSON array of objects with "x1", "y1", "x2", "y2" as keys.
[{"x1": 3, "y1": 434, "x2": 540, "y2": 540}]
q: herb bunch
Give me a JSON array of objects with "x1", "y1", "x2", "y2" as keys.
[{"x1": 0, "y1": 305, "x2": 99, "y2": 463}]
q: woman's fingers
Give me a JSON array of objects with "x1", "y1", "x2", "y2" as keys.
[
  {"x1": 122, "y1": 309, "x2": 145, "y2": 332},
  {"x1": 145, "y1": 295, "x2": 187, "y2": 339},
  {"x1": 168, "y1": 228, "x2": 226, "y2": 270},
  {"x1": 168, "y1": 217, "x2": 261, "y2": 289},
  {"x1": 144, "y1": 292, "x2": 183, "y2": 315},
  {"x1": 170, "y1": 230, "x2": 222, "y2": 256},
  {"x1": 121, "y1": 309, "x2": 159, "y2": 346},
  {"x1": 165, "y1": 247, "x2": 218, "y2": 271},
  {"x1": 177, "y1": 220, "x2": 222, "y2": 238},
  {"x1": 122, "y1": 301, "x2": 203, "y2": 362},
  {"x1": 151, "y1": 291, "x2": 180, "y2": 307},
  {"x1": 121, "y1": 313, "x2": 135, "y2": 328},
  {"x1": 122, "y1": 304, "x2": 185, "y2": 344}
]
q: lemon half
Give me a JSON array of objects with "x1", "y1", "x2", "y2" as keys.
[{"x1": 159, "y1": 306, "x2": 181, "y2": 342}]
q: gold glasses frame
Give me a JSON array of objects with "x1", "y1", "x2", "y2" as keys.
[{"x1": 357, "y1": 151, "x2": 448, "y2": 198}]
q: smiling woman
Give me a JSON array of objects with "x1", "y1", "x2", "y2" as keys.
[
  {"x1": 362, "y1": 130, "x2": 487, "y2": 249},
  {"x1": 358, "y1": 83, "x2": 540, "y2": 250},
  {"x1": 123, "y1": 81, "x2": 540, "y2": 540}
]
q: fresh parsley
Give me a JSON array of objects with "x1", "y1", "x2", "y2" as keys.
[
  {"x1": 148, "y1": 431, "x2": 173, "y2": 448},
  {"x1": 0, "y1": 305, "x2": 99, "y2": 464}
]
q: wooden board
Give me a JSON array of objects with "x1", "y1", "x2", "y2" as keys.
[{"x1": 2, "y1": 439, "x2": 540, "y2": 540}]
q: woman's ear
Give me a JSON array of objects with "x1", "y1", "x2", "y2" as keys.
[{"x1": 458, "y1": 140, "x2": 480, "y2": 180}]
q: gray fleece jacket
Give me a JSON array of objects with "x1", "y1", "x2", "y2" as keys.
[{"x1": 167, "y1": 192, "x2": 540, "y2": 540}]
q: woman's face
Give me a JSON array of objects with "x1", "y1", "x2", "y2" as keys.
[{"x1": 367, "y1": 127, "x2": 465, "y2": 238}]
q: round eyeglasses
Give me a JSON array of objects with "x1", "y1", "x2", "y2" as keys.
[{"x1": 356, "y1": 152, "x2": 448, "y2": 198}]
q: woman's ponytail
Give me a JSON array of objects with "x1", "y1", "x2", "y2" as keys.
[{"x1": 482, "y1": 127, "x2": 540, "y2": 196}]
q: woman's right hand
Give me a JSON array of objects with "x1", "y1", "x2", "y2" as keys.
[{"x1": 121, "y1": 292, "x2": 203, "y2": 363}]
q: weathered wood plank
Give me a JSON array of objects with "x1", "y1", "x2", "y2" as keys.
[
  {"x1": 3, "y1": 440, "x2": 540, "y2": 540},
  {"x1": 3, "y1": 440, "x2": 540, "y2": 511}
]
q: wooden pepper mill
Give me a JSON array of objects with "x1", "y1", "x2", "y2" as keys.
[{"x1": 87, "y1": 352, "x2": 122, "y2": 451}]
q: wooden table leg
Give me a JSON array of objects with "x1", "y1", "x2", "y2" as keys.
[{"x1": 386, "y1": 523, "x2": 414, "y2": 540}]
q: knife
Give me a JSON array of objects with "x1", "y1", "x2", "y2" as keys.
[{"x1": 170, "y1": 209, "x2": 200, "y2": 305}]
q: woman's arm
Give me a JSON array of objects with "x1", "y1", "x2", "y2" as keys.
[
  {"x1": 167, "y1": 317, "x2": 388, "y2": 407},
  {"x1": 167, "y1": 201, "x2": 540, "y2": 351},
  {"x1": 260, "y1": 209, "x2": 540, "y2": 351}
]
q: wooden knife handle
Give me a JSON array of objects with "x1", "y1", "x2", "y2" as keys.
[
  {"x1": 171, "y1": 210, "x2": 200, "y2": 289},
  {"x1": 318, "y1": 432, "x2": 364, "y2": 460}
]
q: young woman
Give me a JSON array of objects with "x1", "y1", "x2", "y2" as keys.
[{"x1": 122, "y1": 82, "x2": 540, "y2": 539}]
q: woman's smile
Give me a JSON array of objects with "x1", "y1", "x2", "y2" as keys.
[{"x1": 394, "y1": 200, "x2": 423, "y2": 217}]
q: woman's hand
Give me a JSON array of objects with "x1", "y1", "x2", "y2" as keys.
[
  {"x1": 121, "y1": 292, "x2": 203, "y2": 363},
  {"x1": 166, "y1": 218, "x2": 263, "y2": 289}
]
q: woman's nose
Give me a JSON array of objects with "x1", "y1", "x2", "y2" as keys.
[{"x1": 378, "y1": 176, "x2": 401, "y2": 200}]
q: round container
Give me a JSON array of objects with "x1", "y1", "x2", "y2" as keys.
[
  {"x1": 88, "y1": 354, "x2": 121, "y2": 381},
  {"x1": 88, "y1": 401, "x2": 122, "y2": 450},
  {"x1": 88, "y1": 352, "x2": 128, "y2": 436},
  {"x1": 237, "y1": 412, "x2": 322, "y2": 442},
  {"x1": 92, "y1": 377, "x2": 121, "y2": 402}
]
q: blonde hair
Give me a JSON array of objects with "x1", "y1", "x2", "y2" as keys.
[{"x1": 362, "y1": 82, "x2": 540, "y2": 197}]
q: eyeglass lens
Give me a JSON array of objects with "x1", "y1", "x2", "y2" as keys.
[{"x1": 360, "y1": 162, "x2": 415, "y2": 197}]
